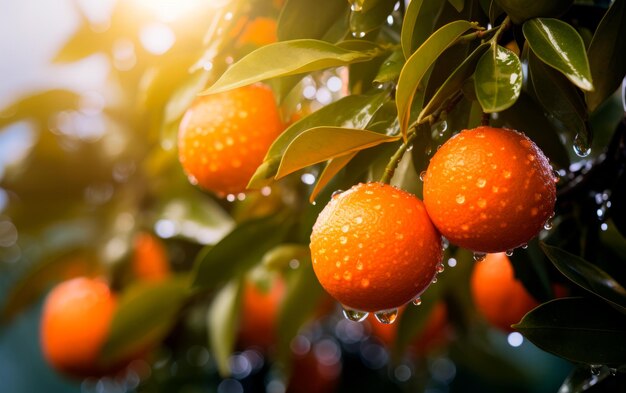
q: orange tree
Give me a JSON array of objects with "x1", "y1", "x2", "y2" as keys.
[{"x1": 1, "y1": 0, "x2": 625, "y2": 392}]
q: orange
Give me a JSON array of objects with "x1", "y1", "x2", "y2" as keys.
[
  {"x1": 178, "y1": 84, "x2": 283, "y2": 196},
  {"x1": 310, "y1": 182, "x2": 443, "y2": 313},
  {"x1": 423, "y1": 126, "x2": 556, "y2": 253},
  {"x1": 132, "y1": 232, "x2": 170, "y2": 282},
  {"x1": 369, "y1": 303, "x2": 450, "y2": 354},
  {"x1": 470, "y1": 252, "x2": 539, "y2": 332},
  {"x1": 40, "y1": 277, "x2": 117, "y2": 377},
  {"x1": 238, "y1": 276, "x2": 286, "y2": 350},
  {"x1": 236, "y1": 17, "x2": 278, "y2": 47}
]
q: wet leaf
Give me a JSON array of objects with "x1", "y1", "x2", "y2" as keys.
[
  {"x1": 541, "y1": 243, "x2": 626, "y2": 313},
  {"x1": 191, "y1": 215, "x2": 291, "y2": 291},
  {"x1": 248, "y1": 92, "x2": 388, "y2": 188},
  {"x1": 202, "y1": 40, "x2": 389, "y2": 95},
  {"x1": 207, "y1": 278, "x2": 242, "y2": 376},
  {"x1": 397, "y1": 20, "x2": 476, "y2": 137},
  {"x1": 474, "y1": 44, "x2": 522, "y2": 113},
  {"x1": 401, "y1": 0, "x2": 447, "y2": 58},
  {"x1": 419, "y1": 43, "x2": 489, "y2": 121},
  {"x1": 585, "y1": 0, "x2": 626, "y2": 112},
  {"x1": 275, "y1": 127, "x2": 400, "y2": 179},
  {"x1": 309, "y1": 152, "x2": 357, "y2": 203},
  {"x1": 101, "y1": 276, "x2": 191, "y2": 365},
  {"x1": 278, "y1": 0, "x2": 349, "y2": 41},
  {"x1": 349, "y1": 0, "x2": 396, "y2": 36},
  {"x1": 514, "y1": 297, "x2": 626, "y2": 365},
  {"x1": 523, "y1": 18, "x2": 593, "y2": 91},
  {"x1": 373, "y1": 49, "x2": 404, "y2": 84}
]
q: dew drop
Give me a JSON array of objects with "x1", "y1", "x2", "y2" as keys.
[
  {"x1": 503, "y1": 170, "x2": 512, "y2": 179},
  {"x1": 441, "y1": 237, "x2": 449, "y2": 250},
  {"x1": 355, "y1": 216, "x2": 363, "y2": 224},
  {"x1": 351, "y1": 30, "x2": 366, "y2": 38},
  {"x1": 573, "y1": 134, "x2": 591, "y2": 157},
  {"x1": 473, "y1": 252, "x2": 487, "y2": 262},
  {"x1": 342, "y1": 307, "x2": 368, "y2": 322},
  {"x1": 521, "y1": 243, "x2": 528, "y2": 250},
  {"x1": 543, "y1": 214, "x2": 554, "y2": 230},
  {"x1": 553, "y1": 169, "x2": 561, "y2": 183},
  {"x1": 432, "y1": 276, "x2": 438, "y2": 284},
  {"x1": 342, "y1": 225, "x2": 350, "y2": 233},
  {"x1": 419, "y1": 171, "x2": 427, "y2": 181},
  {"x1": 476, "y1": 178, "x2": 487, "y2": 188},
  {"x1": 356, "y1": 261, "x2": 363, "y2": 270},
  {"x1": 339, "y1": 236, "x2": 348, "y2": 244},
  {"x1": 436, "y1": 263, "x2": 445, "y2": 273},
  {"x1": 432, "y1": 120, "x2": 448, "y2": 138},
  {"x1": 332, "y1": 189, "x2": 344, "y2": 198},
  {"x1": 455, "y1": 194, "x2": 465, "y2": 204},
  {"x1": 350, "y1": 1, "x2": 363, "y2": 12},
  {"x1": 505, "y1": 249, "x2": 514, "y2": 257},
  {"x1": 374, "y1": 309, "x2": 398, "y2": 324},
  {"x1": 609, "y1": 368, "x2": 617, "y2": 376},
  {"x1": 412, "y1": 297, "x2": 422, "y2": 306}
]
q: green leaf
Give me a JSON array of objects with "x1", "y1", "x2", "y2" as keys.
[
  {"x1": 163, "y1": 68, "x2": 211, "y2": 126},
  {"x1": 101, "y1": 276, "x2": 191, "y2": 365},
  {"x1": 585, "y1": 0, "x2": 626, "y2": 112},
  {"x1": 248, "y1": 92, "x2": 388, "y2": 188},
  {"x1": 191, "y1": 215, "x2": 290, "y2": 290},
  {"x1": 275, "y1": 127, "x2": 400, "y2": 179},
  {"x1": 541, "y1": 243, "x2": 626, "y2": 313},
  {"x1": 309, "y1": 152, "x2": 357, "y2": 203},
  {"x1": 202, "y1": 40, "x2": 389, "y2": 95},
  {"x1": 558, "y1": 365, "x2": 612, "y2": 393},
  {"x1": 419, "y1": 43, "x2": 489, "y2": 121},
  {"x1": 397, "y1": 20, "x2": 476, "y2": 137},
  {"x1": 349, "y1": 0, "x2": 396, "y2": 36},
  {"x1": 401, "y1": 0, "x2": 447, "y2": 58},
  {"x1": 448, "y1": 0, "x2": 464, "y2": 13},
  {"x1": 276, "y1": 258, "x2": 326, "y2": 364},
  {"x1": 1, "y1": 249, "x2": 100, "y2": 324},
  {"x1": 207, "y1": 278, "x2": 242, "y2": 376},
  {"x1": 514, "y1": 297, "x2": 626, "y2": 365},
  {"x1": 277, "y1": 0, "x2": 349, "y2": 41},
  {"x1": 491, "y1": 93, "x2": 570, "y2": 169},
  {"x1": 373, "y1": 49, "x2": 405, "y2": 84},
  {"x1": 261, "y1": 244, "x2": 311, "y2": 271},
  {"x1": 474, "y1": 44, "x2": 522, "y2": 113},
  {"x1": 528, "y1": 50, "x2": 587, "y2": 128},
  {"x1": 523, "y1": 18, "x2": 594, "y2": 91}
]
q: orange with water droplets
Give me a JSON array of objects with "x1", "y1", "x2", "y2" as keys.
[
  {"x1": 178, "y1": 84, "x2": 283, "y2": 196},
  {"x1": 310, "y1": 182, "x2": 443, "y2": 313},
  {"x1": 423, "y1": 126, "x2": 556, "y2": 253},
  {"x1": 40, "y1": 277, "x2": 118, "y2": 377},
  {"x1": 470, "y1": 252, "x2": 539, "y2": 332}
]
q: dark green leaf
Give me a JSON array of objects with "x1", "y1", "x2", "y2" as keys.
[
  {"x1": 397, "y1": 20, "x2": 477, "y2": 137},
  {"x1": 248, "y1": 92, "x2": 388, "y2": 188},
  {"x1": 419, "y1": 43, "x2": 489, "y2": 121},
  {"x1": 523, "y1": 18, "x2": 593, "y2": 91},
  {"x1": 275, "y1": 127, "x2": 400, "y2": 179},
  {"x1": 491, "y1": 93, "x2": 571, "y2": 169},
  {"x1": 373, "y1": 49, "x2": 405, "y2": 84},
  {"x1": 514, "y1": 297, "x2": 626, "y2": 365},
  {"x1": 101, "y1": 276, "x2": 191, "y2": 365},
  {"x1": 277, "y1": 258, "x2": 326, "y2": 364},
  {"x1": 541, "y1": 243, "x2": 626, "y2": 313},
  {"x1": 495, "y1": 0, "x2": 573, "y2": 24},
  {"x1": 558, "y1": 364, "x2": 612, "y2": 393},
  {"x1": 448, "y1": 0, "x2": 464, "y2": 12},
  {"x1": 309, "y1": 152, "x2": 357, "y2": 203},
  {"x1": 202, "y1": 40, "x2": 389, "y2": 95},
  {"x1": 585, "y1": 0, "x2": 626, "y2": 112},
  {"x1": 191, "y1": 215, "x2": 290, "y2": 290},
  {"x1": 208, "y1": 278, "x2": 242, "y2": 376},
  {"x1": 528, "y1": 49, "x2": 588, "y2": 138},
  {"x1": 349, "y1": 0, "x2": 396, "y2": 36},
  {"x1": 401, "y1": 0, "x2": 447, "y2": 58},
  {"x1": 277, "y1": 0, "x2": 349, "y2": 41},
  {"x1": 474, "y1": 44, "x2": 522, "y2": 113}
]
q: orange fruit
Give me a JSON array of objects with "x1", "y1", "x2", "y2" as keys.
[
  {"x1": 369, "y1": 303, "x2": 450, "y2": 354},
  {"x1": 236, "y1": 17, "x2": 278, "y2": 47},
  {"x1": 310, "y1": 182, "x2": 443, "y2": 314},
  {"x1": 238, "y1": 276, "x2": 286, "y2": 350},
  {"x1": 423, "y1": 126, "x2": 556, "y2": 253},
  {"x1": 178, "y1": 84, "x2": 283, "y2": 196},
  {"x1": 40, "y1": 277, "x2": 117, "y2": 377},
  {"x1": 470, "y1": 252, "x2": 539, "y2": 332},
  {"x1": 132, "y1": 232, "x2": 170, "y2": 282}
]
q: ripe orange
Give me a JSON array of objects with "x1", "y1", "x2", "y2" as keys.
[
  {"x1": 238, "y1": 276, "x2": 286, "y2": 350},
  {"x1": 236, "y1": 17, "x2": 278, "y2": 47},
  {"x1": 40, "y1": 277, "x2": 117, "y2": 377},
  {"x1": 470, "y1": 252, "x2": 539, "y2": 332},
  {"x1": 423, "y1": 126, "x2": 556, "y2": 253},
  {"x1": 310, "y1": 182, "x2": 443, "y2": 313},
  {"x1": 178, "y1": 84, "x2": 283, "y2": 196},
  {"x1": 369, "y1": 303, "x2": 449, "y2": 354},
  {"x1": 132, "y1": 232, "x2": 170, "y2": 282}
]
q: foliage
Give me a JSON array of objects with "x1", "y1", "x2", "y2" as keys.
[{"x1": 1, "y1": 0, "x2": 625, "y2": 392}]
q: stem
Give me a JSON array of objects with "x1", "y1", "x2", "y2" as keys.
[
  {"x1": 491, "y1": 16, "x2": 511, "y2": 45},
  {"x1": 381, "y1": 130, "x2": 418, "y2": 184}
]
